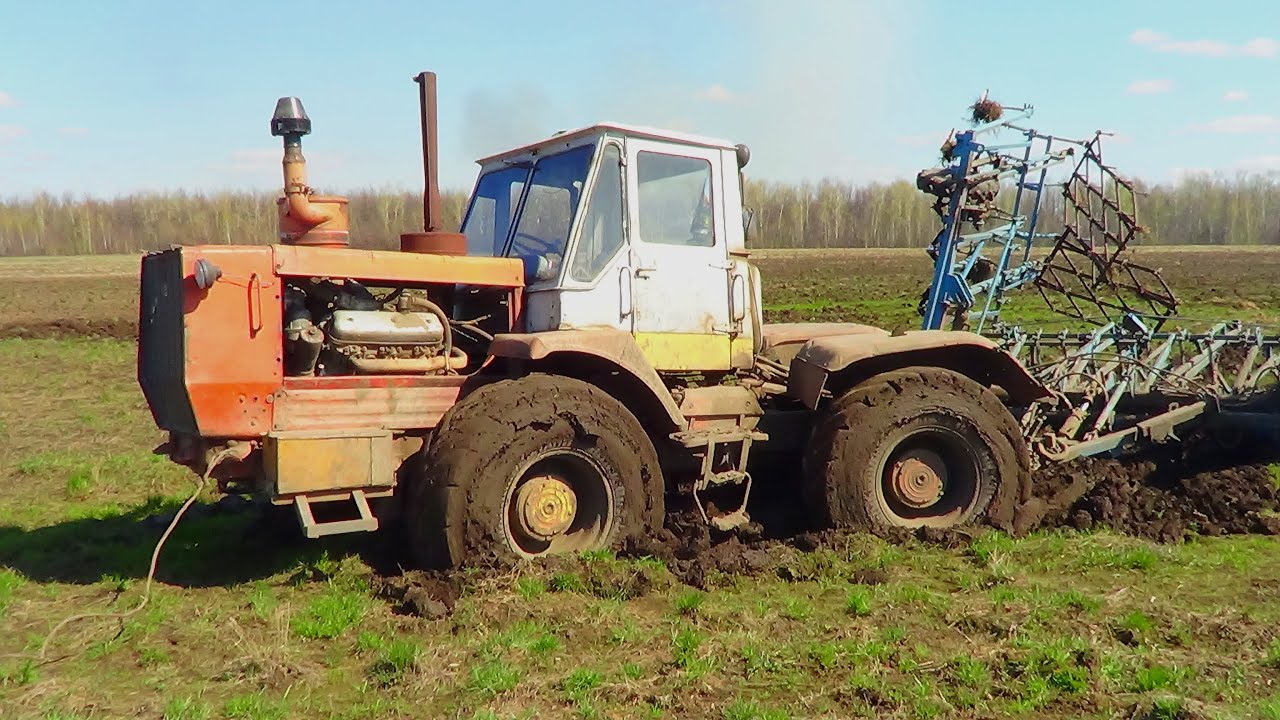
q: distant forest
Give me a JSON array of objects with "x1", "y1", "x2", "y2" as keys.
[{"x1": 2, "y1": 174, "x2": 1280, "y2": 256}]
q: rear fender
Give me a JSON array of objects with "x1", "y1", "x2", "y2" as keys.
[{"x1": 788, "y1": 330, "x2": 1047, "y2": 410}]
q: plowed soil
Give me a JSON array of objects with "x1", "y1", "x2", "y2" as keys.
[{"x1": 0, "y1": 275, "x2": 137, "y2": 340}]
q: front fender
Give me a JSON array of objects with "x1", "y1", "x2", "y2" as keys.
[
  {"x1": 788, "y1": 330, "x2": 1048, "y2": 410},
  {"x1": 487, "y1": 329, "x2": 686, "y2": 430}
]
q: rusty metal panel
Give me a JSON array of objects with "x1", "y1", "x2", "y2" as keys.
[
  {"x1": 679, "y1": 385, "x2": 762, "y2": 432},
  {"x1": 180, "y1": 246, "x2": 283, "y2": 438},
  {"x1": 272, "y1": 244, "x2": 524, "y2": 288},
  {"x1": 272, "y1": 382, "x2": 466, "y2": 432},
  {"x1": 265, "y1": 430, "x2": 394, "y2": 495}
]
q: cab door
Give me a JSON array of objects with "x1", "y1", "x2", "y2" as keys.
[{"x1": 625, "y1": 139, "x2": 733, "y2": 371}]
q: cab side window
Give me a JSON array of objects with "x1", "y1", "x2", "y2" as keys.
[
  {"x1": 636, "y1": 152, "x2": 714, "y2": 247},
  {"x1": 570, "y1": 144, "x2": 625, "y2": 281}
]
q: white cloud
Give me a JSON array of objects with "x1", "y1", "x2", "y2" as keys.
[
  {"x1": 1187, "y1": 114, "x2": 1280, "y2": 134},
  {"x1": 0, "y1": 124, "x2": 27, "y2": 143},
  {"x1": 0, "y1": 91, "x2": 15, "y2": 108},
  {"x1": 1223, "y1": 90, "x2": 1249, "y2": 102},
  {"x1": 1130, "y1": 28, "x2": 1278, "y2": 57},
  {"x1": 694, "y1": 84, "x2": 736, "y2": 103},
  {"x1": 1127, "y1": 79, "x2": 1173, "y2": 95},
  {"x1": 59, "y1": 127, "x2": 89, "y2": 136},
  {"x1": 1242, "y1": 38, "x2": 1280, "y2": 58}
]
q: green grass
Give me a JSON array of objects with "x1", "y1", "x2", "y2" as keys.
[
  {"x1": 223, "y1": 692, "x2": 288, "y2": 720},
  {"x1": 722, "y1": 699, "x2": 790, "y2": 720},
  {"x1": 163, "y1": 697, "x2": 211, "y2": 720},
  {"x1": 674, "y1": 589, "x2": 706, "y2": 615},
  {"x1": 845, "y1": 586, "x2": 873, "y2": 617},
  {"x1": 1133, "y1": 664, "x2": 1185, "y2": 692},
  {"x1": 291, "y1": 586, "x2": 367, "y2": 640},
  {"x1": 468, "y1": 660, "x2": 523, "y2": 697},
  {"x1": 367, "y1": 638, "x2": 420, "y2": 686}
]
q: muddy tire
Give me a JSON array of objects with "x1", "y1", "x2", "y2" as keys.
[
  {"x1": 802, "y1": 367, "x2": 1029, "y2": 531},
  {"x1": 407, "y1": 374, "x2": 664, "y2": 568}
]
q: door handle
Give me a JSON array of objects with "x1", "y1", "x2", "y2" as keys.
[
  {"x1": 619, "y1": 267, "x2": 633, "y2": 319},
  {"x1": 248, "y1": 273, "x2": 263, "y2": 335},
  {"x1": 635, "y1": 266, "x2": 657, "y2": 278}
]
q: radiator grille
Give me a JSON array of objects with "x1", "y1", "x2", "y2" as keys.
[{"x1": 138, "y1": 250, "x2": 198, "y2": 433}]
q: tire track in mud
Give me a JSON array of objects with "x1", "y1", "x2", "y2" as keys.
[{"x1": 622, "y1": 451, "x2": 1280, "y2": 591}]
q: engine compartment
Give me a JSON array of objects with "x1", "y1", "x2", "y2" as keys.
[{"x1": 280, "y1": 278, "x2": 503, "y2": 377}]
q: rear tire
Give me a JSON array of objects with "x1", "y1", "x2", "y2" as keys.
[
  {"x1": 802, "y1": 367, "x2": 1029, "y2": 531},
  {"x1": 407, "y1": 374, "x2": 664, "y2": 568}
]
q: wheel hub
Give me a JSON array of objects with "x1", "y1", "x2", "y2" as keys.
[
  {"x1": 889, "y1": 449, "x2": 947, "y2": 508},
  {"x1": 513, "y1": 474, "x2": 578, "y2": 541}
]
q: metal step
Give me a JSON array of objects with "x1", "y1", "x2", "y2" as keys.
[
  {"x1": 705, "y1": 470, "x2": 748, "y2": 487},
  {"x1": 670, "y1": 428, "x2": 767, "y2": 448},
  {"x1": 294, "y1": 489, "x2": 379, "y2": 539}
]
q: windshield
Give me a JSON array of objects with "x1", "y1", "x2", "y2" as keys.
[
  {"x1": 463, "y1": 144, "x2": 595, "y2": 283},
  {"x1": 461, "y1": 166, "x2": 529, "y2": 257}
]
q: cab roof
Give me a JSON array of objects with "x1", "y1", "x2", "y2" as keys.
[{"x1": 474, "y1": 122, "x2": 737, "y2": 165}]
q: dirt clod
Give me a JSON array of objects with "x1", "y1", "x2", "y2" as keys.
[
  {"x1": 375, "y1": 572, "x2": 460, "y2": 619},
  {"x1": 1024, "y1": 452, "x2": 1280, "y2": 541}
]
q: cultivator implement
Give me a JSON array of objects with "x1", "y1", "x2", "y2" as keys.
[
  {"x1": 997, "y1": 322, "x2": 1280, "y2": 461},
  {"x1": 917, "y1": 96, "x2": 1280, "y2": 462}
]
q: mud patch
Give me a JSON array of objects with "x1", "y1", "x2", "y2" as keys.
[{"x1": 374, "y1": 571, "x2": 461, "y2": 619}]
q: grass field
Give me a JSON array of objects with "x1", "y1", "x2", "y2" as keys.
[{"x1": 2, "y1": 248, "x2": 1280, "y2": 719}]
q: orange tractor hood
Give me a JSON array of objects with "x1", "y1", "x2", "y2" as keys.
[{"x1": 138, "y1": 244, "x2": 523, "y2": 440}]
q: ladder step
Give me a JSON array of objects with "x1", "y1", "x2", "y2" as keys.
[
  {"x1": 671, "y1": 429, "x2": 768, "y2": 448},
  {"x1": 294, "y1": 490, "x2": 380, "y2": 539},
  {"x1": 710, "y1": 508, "x2": 751, "y2": 532},
  {"x1": 702, "y1": 470, "x2": 748, "y2": 488}
]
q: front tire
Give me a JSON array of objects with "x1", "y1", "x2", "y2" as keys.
[
  {"x1": 803, "y1": 367, "x2": 1029, "y2": 531},
  {"x1": 407, "y1": 374, "x2": 664, "y2": 568}
]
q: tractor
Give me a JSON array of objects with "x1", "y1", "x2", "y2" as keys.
[{"x1": 137, "y1": 71, "x2": 1047, "y2": 567}]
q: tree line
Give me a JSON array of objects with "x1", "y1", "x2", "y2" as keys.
[{"x1": 2, "y1": 174, "x2": 1280, "y2": 256}]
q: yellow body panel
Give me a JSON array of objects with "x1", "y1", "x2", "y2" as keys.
[
  {"x1": 265, "y1": 430, "x2": 394, "y2": 496},
  {"x1": 634, "y1": 332, "x2": 754, "y2": 372}
]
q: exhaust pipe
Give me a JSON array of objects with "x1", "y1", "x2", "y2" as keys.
[{"x1": 400, "y1": 71, "x2": 467, "y2": 256}]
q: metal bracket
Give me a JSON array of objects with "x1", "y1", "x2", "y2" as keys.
[
  {"x1": 674, "y1": 429, "x2": 766, "y2": 531},
  {"x1": 294, "y1": 489, "x2": 379, "y2": 539}
]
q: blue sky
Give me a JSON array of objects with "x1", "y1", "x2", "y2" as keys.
[{"x1": 2, "y1": 0, "x2": 1279, "y2": 197}]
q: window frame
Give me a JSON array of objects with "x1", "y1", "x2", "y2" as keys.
[
  {"x1": 460, "y1": 164, "x2": 532, "y2": 258},
  {"x1": 562, "y1": 138, "x2": 629, "y2": 288}
]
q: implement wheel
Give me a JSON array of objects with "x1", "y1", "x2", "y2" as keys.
[
  {"x1": 407, "y1": 374, "x2": 664, "y2": 568},
  {"x1": 803, "y1": 367, "x2": 1029, "y2": 530}
]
